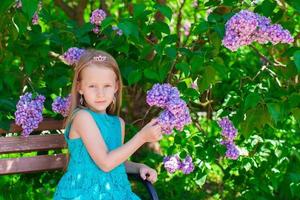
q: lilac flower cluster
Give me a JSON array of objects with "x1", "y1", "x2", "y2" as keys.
[
  {"x1": 52, "y1": 95, "x2": 71, "y2": 117},
  {"x1": 14, "y1": 93, "x2": 45, "y2": 137},
  {"x1": 90, "y1": 9, "x2": 106, "y2": 34},
  {"x1": 62, "y1": 47, "x2": 85, "y2": 65},
  {"x1": 146, "y1": 83, "x2": 191, "y2": 134},
  {"x1": 31, "y1": 1, "x2": 42, "y2": 25},
  {"x1": 163, "y1": 155, "x2": 194, "y2": 174},
  {"x1": 183, "y1": 22, "x2": 191, "y2": 36},
  {"x1": 15, "y1": 0, "x2": 22, "y2": 9},
  {"x1": 112, "y1": 26, "x2": 123, "y2": 36},
  {"x1": 223, "y1": 10, "x2": 294, "y2": 51},
  {"x1": 217, "y1": 117, "x2": 239, "y2": 160},
  {"x1": 32, "y1": 12, "x2": 39, "y2": 25}
]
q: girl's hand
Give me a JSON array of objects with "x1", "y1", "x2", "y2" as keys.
[
  {"x1": 139, "y1": 164, "x2": 158, "y2": 184},
  {"x1": 139, "y1": 118, "x2": 162, "y2": 143}
]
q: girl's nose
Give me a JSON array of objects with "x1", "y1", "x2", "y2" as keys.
[{"x1": 96, "y1": 88, "x2": 105, "y2": 97}]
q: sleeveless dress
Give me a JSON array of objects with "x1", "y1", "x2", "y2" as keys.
[{"x1": 53, "y1": 108, "x2": 141, "y2": 200}]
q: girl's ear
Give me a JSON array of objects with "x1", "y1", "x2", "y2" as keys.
[
  {"x1": 76, "y1": 81, "x2": 83, "y2": 94},
  {"x1": 114, "y1": 80, "x2": 119, "y2": 93}
]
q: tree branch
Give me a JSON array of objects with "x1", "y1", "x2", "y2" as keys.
[{"x1": 176, "y1": 0, "x2": 186, "y2": 47}]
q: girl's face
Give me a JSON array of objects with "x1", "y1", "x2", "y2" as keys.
[{"x1": 78, "y1": 64, "x2": 118, "y2": 113}]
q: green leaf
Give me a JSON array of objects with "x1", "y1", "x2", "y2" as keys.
[
  {"x1": 197, "y1": 66, "x2": 217, "y2": 92},
  {"x1": 286, "y1": 0, "x2": 300, "y2": 13},
  {"x1": 190, "y1": 55, "x2": 204, "y2": 73},
  {"x1": 244, "y1": 93, "x2": 261, "y2": 111},
  {"x1": 101, "y1": 16, "x2": 115, "y2": 29},
  {"x1": 13, "y1": 12, "x2": 27, "y2": 35},
  {"x1": 144, "y1": 68, "x2": 159, "y2": 81},
  {"x1": 156, "y1": 5, "x2": 172, "y2": 20},
  {"x1": 193, "y1": 21, "x2": 209, "y2": 34},
  {"x1": 118, "y1": 21, "x2": 139, "y2": 38},
  {"x1": 267, "y1": 103, "x2": 283, "y2": 124},
  {"x1": 293, "y1": 50, "x2": 300, "y2": 73},
  {"x1": 291, "y1": 108, "x2": 300, "y2": 123},
  {"x1": 175, "y1": 62, "x2": 190, "y2": 76},
  {"x1": 140, "y1": 44, "x2": 153, "y2": 59},
  {"x1": 0, "y1": 0, "x2": 14, "y2": 14},
  {"x1": 240, "y1": 105, "x2": 272, "y2": 137},
  {"x1": 24, "y1": 58, "x2": 37, "y2": 75},
  {"x1": 254, "y1": 0, "x2": 276, "y2": 17},
  {"x1": 128, "y1": 70, "x2": 142, "y2": 85},
  {"x1": 133, "y1": 4, "x2": 146, "y2": 18},
  {"x1": 0, "y1": 99, "x2": 15, "y2": 111},
  {"x1": 165, "y1": 46, "x2": 176, "y2": 59},
  {"x1": 153, "y1": 21, "x2": 170, "y2": 35},
  {"x1": 22, "y1": 0, "x2": 39, "y2": 20}
]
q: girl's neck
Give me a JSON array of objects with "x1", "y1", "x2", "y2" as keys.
[{"x1": 79, "y1": 105, "x2": 107, "y2": 114}]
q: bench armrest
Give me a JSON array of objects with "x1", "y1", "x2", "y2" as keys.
[{"x1": 127, "y1": 172, "x2": 159, "y2": 200}]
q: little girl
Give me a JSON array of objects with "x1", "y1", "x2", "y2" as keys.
[{"x1": 54, "y1": 49, "x2": 162, "y2": 199}]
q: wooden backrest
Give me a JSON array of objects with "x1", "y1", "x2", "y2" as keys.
[{"x1": 0, "y1": 119, "x2": 67, "y2": 175}]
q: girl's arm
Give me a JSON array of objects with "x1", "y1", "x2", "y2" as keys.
[
  {"x1": 72, "y1": 110, "x2": 161, "y2": 172},
  {"x1": 120, "y1": 119, "x2": 158, "y2": 183},
  {"x1": 124, "y1": 161, "x2": 145, "y2": 174},
  {"x1": 119, "y1": 117, "x2": 146, "y2": 174}
]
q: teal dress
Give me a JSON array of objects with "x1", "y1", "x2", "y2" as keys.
[{"x1": 54, "y1": 108, "x2": 140, "y2": 200}]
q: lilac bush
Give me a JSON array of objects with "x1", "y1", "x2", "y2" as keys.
[
  {"x1": 223, "y1": 10, "x2": 294, "y2": 51},
  {"x1": 14, "y1": 93, "x2": 45, "y2": 137}
]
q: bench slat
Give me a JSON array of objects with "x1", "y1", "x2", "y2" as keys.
[
  {"x1": 0, "y1": 134, "x2": 67, "y2": 154},
  {"x1": 0, "y1": 118, "x2": 64, "y2": 134},
  {"x1": 0, "y1": 154, "x2": 67, "y2": 175}
]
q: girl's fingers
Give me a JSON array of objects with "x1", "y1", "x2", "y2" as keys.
[
  {"x1": 140, "y1": 172, "x2": 146, "y2": 180},
  {"x1": 149, "y1": 118, "x2": 158, "y2": 126}
]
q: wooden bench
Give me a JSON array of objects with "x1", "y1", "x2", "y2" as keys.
[{"x1": 0, "y1": 118, "x2": 159, "y2": 200}]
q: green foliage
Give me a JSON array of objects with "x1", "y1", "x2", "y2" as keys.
[{"x1": 0, "y1": 0, "x2": 299, "y2": 199}]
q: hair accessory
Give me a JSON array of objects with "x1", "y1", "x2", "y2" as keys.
[{"x1": 93, "y1": 55, "x2": 106, "y2": 62}]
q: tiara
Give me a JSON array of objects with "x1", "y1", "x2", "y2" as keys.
[{"x1": 93, "y1": 55, "x2": 106, "y2": 62}]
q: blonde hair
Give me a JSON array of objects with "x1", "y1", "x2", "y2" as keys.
[{"x1": 64, "y1": 49, "x2": 123, "y2": 127}]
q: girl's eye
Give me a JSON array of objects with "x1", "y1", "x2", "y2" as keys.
[
  {"x1": 104, "y1": 85, "x2": 111, "y2": 87},
  {"x1": 89, "y1": 85, "x2": 95, "y2": 88}
]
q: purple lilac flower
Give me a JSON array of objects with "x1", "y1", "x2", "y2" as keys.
[
  {"x1": 220, "y1": 140, "x2": 240, "y2": 160},
  {"x1": 90, "y1": 9, "x2": 106, "y2": 25},
  {"x1": 93, "y1": 26, "x2": 100, "y2": 34},
  {"x1": 158, "y1": 110, "x2": 177, "y2": 135},
  {"x1": 52, "y1": 95, "x2": 71, "y2": 117},
  {"x1": 112, "y1": 26, "x2": 123, "y2": 36},
  {"x1": 173, "y1": 107, "x2": 192, "y2": 131},
  {"x1": 147, "y1": 83, "x2": 191, "y2": 134},
  {"x1": 222, "y1": 10, "x2": 294, "y2": 51},
  {"x1": 163, "y1": 155, "x2": 181, "y2": 173},
  {"x1": 15, "y1": 0, "x2": 22, "y2": 9},
  {"x1": 32, "y1": 12, "x2": 39, "y2": 25},
  {"x1": 192, "y1": 1, "x2": 198, "y2": 8},
  {"x1": 180, "y1": 155, "x2": 194, "y2": 174},
  {"x1": 191, "y1": 82, "x2": 197, "y2": 89},
  {"x1": 183, "y1": 22, "x2": 191, "y2": 36},
  {"x1": 62, "y1": 47, "x2": 85, "y2": 65},
  {"x1": 218, "y1": 117, "x2": 240, "y2": 160},
  {"x1": 166, "y1": 98, "x2": 187, "y2": 116},
  {"x1": 146, "y1": 83, "x2": 180, "y2": 108},
  {"x1": 15, "y1": 93, "x2": 45, "y2": 137},
  {"x1": 217, "y1": 117, "x2": 237, "y2": 141}
]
